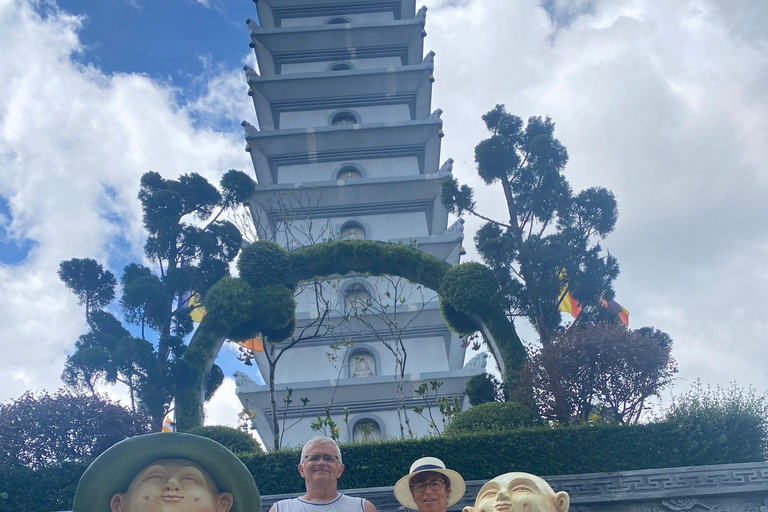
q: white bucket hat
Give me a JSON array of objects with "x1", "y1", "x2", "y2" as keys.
[{"x1": 394, "y1": 456, "x2": 466, "y2": 510}]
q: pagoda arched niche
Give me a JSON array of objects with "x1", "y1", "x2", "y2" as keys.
[
  {"x1": 175, "y1": 240, "x2": 526, "y2": 431},
  {"x1": 347, "y1": 345, "x2": 381, "y2": 378},
  {"x1": 350, "y1": 414, "x2": 385, "y2": 442}
]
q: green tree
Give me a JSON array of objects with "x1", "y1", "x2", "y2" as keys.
[
  {"x1": 59, "y1": 170, "x2": 254, "y2": 430},
  {"x1": 0, "y1": 390, "x2": 150, "y2": 469},
  {"x1": 57, "y1": 258, "x2": 116, "y2": 323},
  {"x1": 442, "y1": 105, "x2": 619, "y2": 344},
  {"x1": 516, "y1": 323, "x2": 677, "y2": 425}
]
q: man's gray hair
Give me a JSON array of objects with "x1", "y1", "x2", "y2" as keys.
[{"x1": 300, "y1": 436, "x2": 343, "y2": 464}]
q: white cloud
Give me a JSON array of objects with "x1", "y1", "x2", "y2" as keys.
[
  {"x1": 0, "y1": 0, "x2": 251, "y2": 402},
  {"x1": 426, "y1": 0, "x2": 768, "y2": 393},
  {"x1": 204, "y1": 377, "x2": 242, "y2": 428},
  {"x1": 1, "y1": 0, "x2": 766, "y2": 424}
]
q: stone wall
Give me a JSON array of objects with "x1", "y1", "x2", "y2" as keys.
[{"x1": 260, "y1": 462, "x2": 768, "y2": 512}]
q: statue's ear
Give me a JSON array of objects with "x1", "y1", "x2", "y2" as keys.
[
  {"x1": 462, "y1": 507, "x2": 475, "y2": 512},
  {"x1": 110, "y1": 494, "x2": 126, "y2": 512},
  {"x1": 553, "y1": 491, "x2": 570, "y2": 512},
  {"x1": 217, "y1": 492, "x2": 234, "y2": 512}
]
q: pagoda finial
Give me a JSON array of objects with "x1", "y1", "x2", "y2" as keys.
[
  {"x1": 416, "y1": 5, "x2": 427, "y2": 19},
  {"x1": 243, "y1": 65, "x2": 260, "y2": 83},
  {"x1": 241, "y1": 120, "x2": 260, "y2": 138},
  {"x1": 422, "y1": 50, "x2": 435, "y2": 69},
  {"x1": 439, "y1": 158, "x2": 454, "y2": 174}
]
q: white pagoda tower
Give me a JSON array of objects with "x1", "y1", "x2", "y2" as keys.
[{"x1": 234, "y1": 0, "x2": 485, "y2": 449}]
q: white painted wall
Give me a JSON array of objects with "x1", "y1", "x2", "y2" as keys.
[
  {"x1": 279, "y1": 156, "x2": 421, "y2": 183},
  {"x1": 282, "y1": 57, "x2": 402, "y2": 74},
  {"x1": 272, "y1": 211, "x2": 427, "y2": 249},
  {"x1": 272, "y1": 333, "x2": 447, "y2": 383},
  {"x1": 277, "y1": 403, "x2": 446, "y2": 448},
  {"x1": 280, "y1": 104, "x2": 411, "y2": 129},
  {"x1": 281, "y1": 13, "x2": 394, "y2": 27}
]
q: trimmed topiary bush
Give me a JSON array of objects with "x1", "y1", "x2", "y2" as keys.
[
  {"x1": 445, "y1": 401, "x2": 543, "y2": 436},
  {"x1": 237, "y1": 241, "x2": 292, "y2": 289},
  {"x1": 464, "y1": 373, "x2": 505, "y2": 406},
  {"x1": 439, "y1": 297, "x2": 477, "y2": 335},
  {"x1": 187, "y1": 425, "x2": 262, "y2": 454},
  {"x1": 440, "y1": 262, "x2": 499, "y2": 315}
]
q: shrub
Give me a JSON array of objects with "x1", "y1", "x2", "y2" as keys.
[
  {"x1": 464, "y1": 373, "x2": 506, "y2": 406},
  {"x1": 186, "y1": 425, "x2": 262, "y2": 454},
  {"x1": 662, "y1": 381, "x2": 768, "y2": 462},
  {"x1": 445, "y1": 401, "x2": 543, "y2": 436},
  {"x1": 237, "y1": 241, "x2": 292, "y2": 289}
]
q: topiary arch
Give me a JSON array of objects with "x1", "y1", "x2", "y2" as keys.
[{"x1": 175, "y1": 240, "x2": 526, "y2": 431}]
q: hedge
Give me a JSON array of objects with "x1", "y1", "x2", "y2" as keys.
[{"x1": 3, "y1": 417, "x2": 765, "y2": 510}]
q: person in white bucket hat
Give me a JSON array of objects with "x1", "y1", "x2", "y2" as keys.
[{"x1": 394, "y1": 457, "x2": 466, "y2": 512}]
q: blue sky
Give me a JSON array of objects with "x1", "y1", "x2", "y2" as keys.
[{"x1": 1, "y1": 0, "x2": 767, "y2": 430}]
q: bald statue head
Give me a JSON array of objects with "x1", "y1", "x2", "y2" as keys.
[
  {"x1": 463, "y1": 473, "x2": 569, "y2": 512},
  {"x1": 110, "y1": 458, "x2": 233, "y2": 512}
]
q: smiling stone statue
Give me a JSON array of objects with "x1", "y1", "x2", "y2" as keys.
[
  {"x1": 463, "y1": 473, "x2": 569, "y2": 512},
  {"x1": 72, "y1": 433, "x2": 260, "y2": 512}
]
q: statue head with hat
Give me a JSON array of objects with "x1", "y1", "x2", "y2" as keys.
[{"x1": 73, "y1": 433, "x2": 260, "y2": 512}]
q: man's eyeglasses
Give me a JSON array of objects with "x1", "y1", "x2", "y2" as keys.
[
  {"x1": 412, "y1": 480, "x2": 445, "y2": 494},
  {"x1": 303, "y1": 454, "x2": 339, "y2": 463}
]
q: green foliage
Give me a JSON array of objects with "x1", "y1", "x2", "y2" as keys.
[
  {"x1": 413, "y1": 380, "x2": 461, "y2": 435},
  {"x1": 662, "y1": 381, "x2": 768, "y2": 461},
  {"x1": 444, "y1": 402, "x2": 542, "y2": 436},
  {"x1": 6, "y1": 419, "x2": 766, "y2": 505},
  {"x1": 442, "y1": 105, "x2": 619, "y2": 343},
  {"x1": 237, "y1": 241, "x2": 292, "y2": 289},
  {"x1": 186, "y1": 425, "x2": 262, "y2": 454},
  {"x1": 517, "y1": 323, "x2": 677, "y2": 425},
  {"x1": 203, "y1": 277, "x2": 260, "y2": 334},
  {"x1": 439, "y1": 262, "x2": 499, "y2": 315},
  {"x1": 178, "y1": 239, "x2": 524, "y2": 431},
  {"x1": 250, "y1": 285, "x2": 296, "y2": 340},
  {"x1": 220, "y1": 169, "x2": 257, "y2": 206},
  {"x1": 288, "y1": 239, "x2": 450, "y2": 290},
  {"x1": 439, "y1": 298, "x2": 477, "y2": 335},
  {"x1": 57, "y1": 258, "x2": 116, "y2": 321},
  {"x1": 236, "y1": 420, "x2": 766, "y2": 494},
  {"x1": 0, "y1": 462, "x2": 86, "y2": 512},
  {"x1": 60, "y1": 170, "x2": 249, "y2": 431},
  {"x1": 464, "y1": 373, "x2": 505, "y2": 406},
  {"x1": 0, "y1": 390, "x2": 150, "y2": 469}
]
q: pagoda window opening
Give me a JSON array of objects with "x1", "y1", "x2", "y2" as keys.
[
  {"x1": 353, "y1": 419, "x2": 382, "y2": 442},
  {"x1": 345, "y1": 282, "x2": 371, "y2": 310},
  {"x1": 329, "y1": 62, "x2": 355, "y2": 71},
  {"x1": 349, "y1": 351, "x2": 375, "y2": 378},
  {"x1": 326, "y1": 16, "x2": 351, "y2": 24},
  {"x1": 331, "y1": 111, "x2": 359, "y2": 126},
  {"x1": 337, "y1": 166, "x2": 363, "y2": 180},
  {"x1": 339, "y1": 222, "x2": 366, "y2": 240}
]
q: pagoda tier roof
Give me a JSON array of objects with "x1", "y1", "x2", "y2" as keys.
[
  {"x1": 255, "y1": 0, "x2": 417, "y2": 29},
  {"x1": 237, "y1": 369, "x2": 479, "y2": 419},
  {"x1": 247, "y1": 64, "x2": 433, "y2": 130},
  {"x1": 245, "y1": 118, "x2": 443, "y2": 185},
  {"x1": 249, "y1": 18, "x2": 426, "y2": 75},
  {"x1": 250, "y1": 170, "x2": 451, "y2": 236}
]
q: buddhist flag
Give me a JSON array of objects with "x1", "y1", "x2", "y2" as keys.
[
  {"x1": 602, "y1": 298, "x2": 630, "y2": 326},
  {"x1": 162, "y1": 414, "x2": 175, "y2": 433},
  {"x1": 237, "y1": 337, "x2": 264, "y2": 353},
  {"x1": 187, "y1": 293, "x2": 207, "y2": 323},
  {"x1": 558, "y1": 291, "x2": 582, "y2": 319}
]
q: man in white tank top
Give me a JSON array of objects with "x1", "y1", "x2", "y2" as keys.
[{"x1": 269, "y1": 437, "x2": 377, "y2": 512}]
